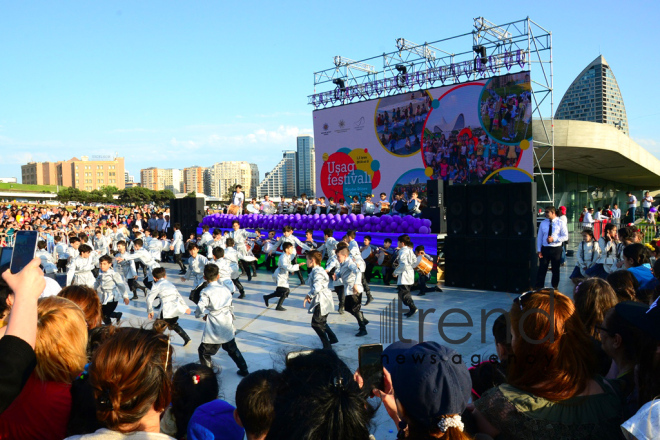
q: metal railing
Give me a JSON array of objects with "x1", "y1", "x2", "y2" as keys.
[{"x1": 566, "y1": 220, "x2": 659, "y2": 252}]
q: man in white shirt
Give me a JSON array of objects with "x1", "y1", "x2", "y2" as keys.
[
  {"x1": 535, "y1": 205, "x2": 568, "y2": 289},
  {"x1": 626, "y1": 191, "x2": 637, "y2": 223},
  {"x1": 642, "y1": 191, "x2": 654, "y2": 220},
  {"x1": 231, "y1": 185, "x2": 245, "y2": 215}
]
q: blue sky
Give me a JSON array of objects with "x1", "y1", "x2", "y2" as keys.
[{"x1": 0, "y1": 1, "x2": 658, "y2": 181}]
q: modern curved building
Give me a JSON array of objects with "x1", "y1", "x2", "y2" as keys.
[
  {"x1": 534, "y1": 55, "x2": 660, "y2": 223},
  {"x1": 555, "y1": 55, "x2": 628, "y2": 135}
]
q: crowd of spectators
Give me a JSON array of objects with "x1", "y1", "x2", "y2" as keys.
[{"x1": 1, "y1": 202, "x2": 660, "y2": 439}]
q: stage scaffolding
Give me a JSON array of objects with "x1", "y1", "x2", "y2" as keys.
[{"x1": 309, "y1": 17, "x2": 554, "y2": 205}]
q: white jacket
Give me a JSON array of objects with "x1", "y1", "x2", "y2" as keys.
[
  {"x1": 171, "y1": 230, "x2": 185, "y2": 254},
  {"x1": 307, "y1": 266, "x2": 334, "y2": 316},
  {"x1": 147, "y1": 279, "x2": 189, "y2": 318},
  {"x1": 94, "y1": 268, "x2": 129, "y2": 305},
  {"x1": 337, "y1": 258, "x2": 363, "y2": 294},
  {"x1": 36, "y1": 249, "x2": 57, "y2": 274},
  {"x1": 114, "y1": 252, "x2": 137, "y2": 280},
  {"x1": 273, "y1": 252, "x2": 300, "y2": 288},
  {"x1": 195, "y1": 281, "x2": 235, "y2": 344},
  {"x1": 67, "y1": 255, "x2": 96, "y2": 287},
  {"x1": 185, "y1": 254, "x2": 209, "y2": 288},
  {"x1": 393, "y1": 247, "x2": 418, "y2": 285},
  {"x1": 577, "y1": 241, "x2": 601, "y2": 275},
  {"x1": 208, "y1": 258, "x2": 237, "y2": 292}
]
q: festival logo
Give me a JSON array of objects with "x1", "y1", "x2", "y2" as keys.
[{"x1": 320, "y1": 148, "x2": 381, "y2": 202}]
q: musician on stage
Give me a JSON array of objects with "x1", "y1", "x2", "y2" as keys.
[
  {"x1": 350, "y1": 195, "x2": 361, "y2": 213},
  {"x1": 260, "y1": 195, "x2": 275, "y2": 214},
  {"x1": 316, "y1": 197, "x2": 327, "y2": 214},
  {"x1": 362, "y1": 195, "x2": 376, "y2": 216},
  {"x1": 246, "y1": 198, "x2": 260, "y2": 214},
  {"x1": 327, "y1": 197, "x2": 337, "y2": 214},
  {"x1": 300, "y1": 193, "x2": 311, "y2": 214},
  {"x1": 390, "y1": 193, "x2": 407, "y2": 217},
  {"x1": 277, "y1": 195, "x2": 288, "y2": 214},
  {"x1": 413, "y1": 245, "x2": 440, "y2": 295},
  {"x1": 231, "y1": 185, "x2": 245, "y2": 215},
  {"x1": 375, "y1": 192, "x2": 390, "y2": 217},
  {"x1": 408, "y1": 191, "x2": 422, "y2": 218}
]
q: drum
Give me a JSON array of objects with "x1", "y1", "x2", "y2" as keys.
[
  {"x1": 252, "y1": 243, "x2": 263, "y2": 256},
  {"x1": 395, "y1": 200, "x2": 408, "y2": 213},
  {"x1": 340, "y1": 206, "x2": 349, "y2": 215},
  {"x1": 263, "y1": 241, "x2": 275, "y2": 254},
  {"x1": 380, "y1": 206, "x2": 391, "y2": 214},
  {"x1": 416, "y1": 256, "x2": 433, "y2": 276},
  {"x1": 228, "y1": 204, "x2": 240, "y2": 215},
  {"x1": 295, "y1": 204, "x2": 304, "y2": 214},
  {"x1": 245, "y1": 243, "x2": 252, "y2": 253},
  {"x1": 364, "y1": 203, "x2": 375, "y2": 215},
  {"x1": 246, "y1": 205, "x2": 260, "y2": 214},
  {"x1": 263, "y1": 205, "x2": 277, "y2": 215},
  {"x1": 351, "y1": 204, "x2": 361, "y2": 214},
  {"x1": 407, "y1": 200, "x2": 417, "y2": 212}
]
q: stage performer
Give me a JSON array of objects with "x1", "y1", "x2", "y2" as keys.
[
  {"x1": 114, "y1": 240, "x2": 143, "y2": 300},
  {"x1": 182, "y1": 242, "x2": 209, "y2": 293},
  {"x1": 334, "y1": 243, "x2": 369, "y2": 337},
  {"x1": 147, "y1": 267, "x2": 192, "y2": 346},
  {"x1": 195, "y1": 264, "x2": 250, "y2": 376},
  {"x1": 115, "y1": 238, "x2": 161, "y2": 290},
  {"x1": 347, "y1": 230, "x2": 374, "y2": 306},
  {"x1": 392, "y1": 234, "x2": 418, "y2": 318},
  {"x1": 263, "y1": 242, "x2": 303, "y2": 311},
  {"x1": 231, "y1": 185, "x2": 245, "y2": 215},
  {"x1": 95, "y1": 254, "x2": 130, "y2": 325},
  {"x1": 271, "y1": 226, "x2": 311, "y2": 284},
  {"x1": 229, "y1": 220, "x2": 260, "y2": 281},
  {"x1": 170, "y1": 223, "x2": 187, "y2": 274},
  {"x1": 303, "y1": 250, "x2": 338, "y2": 349},
  {"x1": 224, "y1": 238, "x2": 246, "y2": 298}
]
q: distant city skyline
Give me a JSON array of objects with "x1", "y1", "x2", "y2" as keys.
[{"x1": 1, "y1": 2, "x2": 658, "y2": 181}]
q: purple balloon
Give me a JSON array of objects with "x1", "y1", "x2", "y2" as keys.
[
  {"x1": 419, "y1": 226, "x2": 429, "y2": 234},
  {"x1": 363, "y1": 224, "x2": 372, "y2": 232},
  {"x1": 401, "y1": 221, "x2": 409, "y2": 229}
]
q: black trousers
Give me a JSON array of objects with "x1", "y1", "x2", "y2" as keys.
[
  {"x1": 174, "y1": 253, "x2": 186, "y2": 271},
  {"x1": 135, "y1": 261, "x2": 147, "y2": 275},
  {"x1": 198, "y1": 339, "x2": 248, "y2": 371},
  {"x1": 418, "y1": 273, "x2": 429, "y2": 295},
  {"x1": 344, "y1": 291, "x2": 362, "y2": 317},
  {"x1": 311, "y1": 307, "x2": 337, "y2": 349},
  {"x1": 101, "y1": 301, "x2": 119, "y2": 325},
  {"x1": 535, "y1": 246, "x2": 562, "y2": 289},
  {"x1": 232, "y1": 278, "x2": 244, "y2": 295},
  {"x1": 365, "y1": 262, "x2": 375, "y2": 282},
  {"x1": 397, "y1": 284, "x2": 415, "y2": 310},
  {"x1": 273, "y1": 286, "x2": 290, "y2": 298},
  {"x1": 57, "y1": 259, "x2": 68, "y2": 273},
  {"x1": 361, "y1": 272, "x2": 371, "y2": 295},
  {"x1": 159, "y1": 314, "x2": 191, "y2": 343},
  {"x1": 334, "y1": 285, "x2": 345, "y2": 306}
]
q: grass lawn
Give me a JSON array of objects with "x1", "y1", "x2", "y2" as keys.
[{"x1": 0, "y1": 182, "x2": 58, "y2": 193}]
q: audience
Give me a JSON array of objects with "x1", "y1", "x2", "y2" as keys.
[
  {"x1": 471, "y1": 289, "x2": 624, "y2": 439},
  {"x1": 0, "y1": 296, "x2": 88, "y2": 440},
  {"x1": 606, "y1": 270, "x2": 640, "y2": 303},
  {"x1": 234, "y1": 369, "x2": 280, "y2": 440},
  {"x1": 267, "y1": 349, "x2": 375, "y2": 439},
  {"x1": 59, "y1": 285, "x2": 103, "y2": 330},
  {"x1": 65, "y1": 325, "x2": 174, "y2": 439}
]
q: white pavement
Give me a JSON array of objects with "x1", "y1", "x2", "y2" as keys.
[{"x1": 116, "y1": 256, "x2": 578, "y2": 439}]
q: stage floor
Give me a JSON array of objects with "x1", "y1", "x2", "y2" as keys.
[{"x1": 115, "y1": 256, "x2": 578, "y2": 439}]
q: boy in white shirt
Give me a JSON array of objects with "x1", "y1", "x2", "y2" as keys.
[
  {"x1": 263, "y1": 242, "x2": 304, "y2": 311},
  {"x1": 95, "y1": 255, "x2": 130, "y2": 325},
  {"x1": 147, "y1": 267, "x2": 192, "y2": 346},
  {"x1": 224, "y1": 238, "x2": 245, "y2": 298},
  {"x1": 195, "y1": 264, "x2": 249, "y2": 376},
  {"x1": 182, "y1": 242, "x2": 209, "y2": 291},
  {"x1": 36, "y1": 240, "x2": 57, "y2": 277}
]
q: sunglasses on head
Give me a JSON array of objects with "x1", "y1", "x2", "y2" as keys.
[{"x1": 514, "y1": 288, "x2": 555, "y2": 310}]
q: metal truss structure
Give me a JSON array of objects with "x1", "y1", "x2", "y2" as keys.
[{"x1": 309, "y1": 17, "x2": 554, "y2": 204}]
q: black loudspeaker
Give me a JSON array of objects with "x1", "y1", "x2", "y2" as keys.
[
  {"x1": 426, "y1": 179, "x2": 444, "y2": 209},
  {"x1": 468, "y1": 185, "x2": 488, "y2": 236},
  {"x1": 421, "y1": 207, "x2": 446, "y2": 234},
  {"x1": 444, "y1": 259, "x2": 465, "y2": 287},
  {"x1": 446, "y1": 185, "x2": 467, "y2": 236},
  {"x1": 508, "y1": 182, "x2": 537, "y2": 238},
  {"x1": 486, "y1": 185, "x2": 509, "y2": 237},
  {"x1": 170, "y1": 198, "x2": 205, "y2": 238},
  {"x1": 442, "y1": 235, "x2": 465, "y2": 262}
]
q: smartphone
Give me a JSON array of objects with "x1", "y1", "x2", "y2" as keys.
[
  {"x1": 359, "y1": 343, "x2": 384, "y2": 391},
  {"x1": 285, "y1": 349, "x2": 313, "y2": 367},
  {"x1": 0, "y1": 247, "x2": 13, "y2": 274},
  {"x1": 10, "y1": 231, "x2": 39, "y2": 274}
]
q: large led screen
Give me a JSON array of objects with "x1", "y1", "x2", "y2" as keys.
[{"x1": 313, "y1": 71, "x2": 533, "y2": 202}]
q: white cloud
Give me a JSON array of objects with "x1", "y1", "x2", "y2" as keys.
[{"x1": 634, "y1": 137, "x2": 659, "y2": 148}]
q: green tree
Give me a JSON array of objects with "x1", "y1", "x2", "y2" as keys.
[
  {"x1": 186, "y1": 191, "x2": 197, "y2": 198},
  {"x1": 223, "y1": 184, "x2": 239, "y2": 201}
]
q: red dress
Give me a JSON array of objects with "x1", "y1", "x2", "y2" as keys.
[{"x1": 0, "y1": 374, "x2": 72, "y2": 440}]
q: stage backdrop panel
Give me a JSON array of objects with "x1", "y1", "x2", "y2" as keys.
[{"x1": 313, "y1": 71, "x2": 533, "y2": 202}]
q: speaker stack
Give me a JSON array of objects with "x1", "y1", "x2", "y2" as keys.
[
  {"x1": 170, "y1": 198, "x2": 205, "y2": 239},
  {"x1": 421, "y1": 179, "x2": 446, "y2": 234},
  {"x1": 443, "y1": 182, "x2": 537, "y2": 293}
]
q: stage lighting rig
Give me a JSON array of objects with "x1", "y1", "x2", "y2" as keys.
[
  {"x1": 332, "y1": 78, "x2": 346, "y2": 92},
  {"x1": 395, "y1": 38, "x2": 436, "y2": 62},
  {"x1": 474, "y1": 17, "x2": 512, "y2": 42},
  {"x1": 333, "y1": 56, "x2": 377, "y2": 74},
  {"x1": 473, "y1": 45, "x2": 488, "y2": 64}
]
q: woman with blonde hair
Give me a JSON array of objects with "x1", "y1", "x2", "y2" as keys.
[
  {"x1": 59, "y1": 285, "x2": 103, "y2": 330},
  {"x1": 0, "y1": 296, "x2": 88, "y2": 440},
  {"x1": 66, "y1": 323, "x2": 174, "y2": 439}
]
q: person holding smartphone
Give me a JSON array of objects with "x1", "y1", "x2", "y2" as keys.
[{"x1": 303, "y1": 250, "x2": 337, "y2": 349}]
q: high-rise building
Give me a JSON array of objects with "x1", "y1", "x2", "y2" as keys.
[
  {"x1": 555, "y1": 55, "x2": 628, "y2": 135},
  {"x1": 183, "y1": 166, "x2": 205, "y2": 194},
  {"x1": 257, "y1": 151, "x2": 297, "y2": 199},
  {"x1": 22, "y1": 156, "x2": 125, "y2": 191},
  {"x1": 203, "y1": 162, "x2": 258, "y2": 199},
  {"x1": 124, "y1": 172, "x2": 134, "y2": 183},
  {"x1": 140, "y1": 168, "x2": 182, "y2": 193},
  {"x1": 296, "y1": 135, "x2": 315, "y2": 196},
  {"x1": 249, "y1": 163, "x2": 260, "y2": 199}
]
